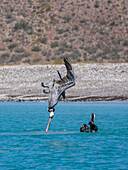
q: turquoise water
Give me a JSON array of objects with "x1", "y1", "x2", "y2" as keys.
[{"x1": 0, "y1": 101, "x2": 128, "y2": 169}]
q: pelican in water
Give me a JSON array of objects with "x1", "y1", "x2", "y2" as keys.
[
  {"x1": 80, "y1": 113, "x2": 98, "y2": 133},
  {"x1": 41, "y1": 58, "x2": 75, "y2": 132}
]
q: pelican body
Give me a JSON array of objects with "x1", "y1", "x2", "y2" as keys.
[{"x1": 42, "y1": 58, "x2": 75, "y2": 111}]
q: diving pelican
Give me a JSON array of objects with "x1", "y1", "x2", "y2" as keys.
[{"x1": 41, "y1": 58, "x2": 75, "y2": 132}]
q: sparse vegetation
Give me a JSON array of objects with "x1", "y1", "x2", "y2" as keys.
[
  {"x1": 8, "y1": 43, "x2": 17, "y2": 50},
  {"x1": 0, "y1": 53, "x2": 9, "y2": 64},
  {"x1": 31, "y1": 58, "x2": 41, "y2": 63},
  {"x1": 51, "y1": 41, "x2": 59, "y2": 48},
  {"x1": 4, "y1": 38, "x2": 12, "y2": 42},
  {"x1": 9, "y1": 52, "x2": 30, "y2": 63},
  {"x1": 14, "y1": 20, "x2": 30, "y2": 31},
  {"x1": 0, "y1": 53, "x2": 9, "y2": 59},
  {"x1": 40, "y1": 37, "x2": 47, "y2": 44},
  {"x1": 53, "y1": 57, "x2": 63, "y2": 64},
  {"x1": 73, "y1": 25, "x2": 79, "y2": 31},
  {"x1": 31, "y1": 46, "x2": 41, "y2": 52},
  {"x1": 15, "y1": 48, "x2": 25, "y2": 53},
  {"x1": 63, "y1": 15, "x2": 71, "y2": 23},
  {"x1": 43, "y1": 3, "x2": 51, "y2": 11},
  {"x1": 85, "y1": 46, "x2": 97, "y2": 54},
  {"x1": 94, "y1": 1, "x2": 100, "y2": 8},
  {"x1": 6, "y1": 14, "x2": 12, "y2": 19},
  {"x1": 107, "y1": 0, "x2": 112, "y2": 4},
  {"x1": 23, "y1": 58, "x2": 30, "y2": 63},
  {"x1": 0, "y1": 0, "x2": 127, "y2": 64},
  {"x1": 123, "y1": 40, "x2": 128, "y2": 46},
  {"x1": 83, "y1": 52, "x2": 87, "y2": 61},
  {"x1": 110, "y1": 21, "x2": 115, "y2": 27},
  {"x1": 80, "y1": 18, "x2": 88, "y2": 24},
  {"x1": 56, "y1": 28, "x2": 65, "y2": 34}
]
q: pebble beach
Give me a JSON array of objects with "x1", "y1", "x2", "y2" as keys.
[{"x1": 0, "y1": 63, "x2": 128, "y2": 102}]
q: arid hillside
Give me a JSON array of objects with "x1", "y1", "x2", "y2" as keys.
[{"x1": 0, "y1": 0, "x2": 128, "y2": 65}]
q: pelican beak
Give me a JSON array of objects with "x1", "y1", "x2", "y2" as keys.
[
  {"x1": 46, "y1": 117, "x2": 52, "y2": 133},
  {"x1": 45, "y1": 110, "x2": 54, "y2": 133}
]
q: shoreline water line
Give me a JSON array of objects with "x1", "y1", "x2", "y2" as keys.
[{"x1": 0, "y1": 95, "x2": 128, "y2": 102}]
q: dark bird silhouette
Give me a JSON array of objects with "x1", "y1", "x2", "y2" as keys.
[
  {"x1": 41, "y1": 58, "x2": 75, "y2": 110},
  {"x1": 80, "y1": 124, "x2": 90, "y2": 132},
  {"x1": 80, "y1": 113, "x2": 98, "y2": 133},
  {"x1": 88, "y1": 121, "x2": 98, "y2": 132}
]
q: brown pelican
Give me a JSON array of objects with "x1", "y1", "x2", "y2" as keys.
[
  {"x1": 80, "y1": 124, "x2": 90, "y2": 132},
  {"x1": 88, "y1": 120, "x2": 98, "y2": 132},
  {"x1": 80, "y1": 113, "x2": 98, "y2": 133},
  {"x1": 41, "y1": 58, "x2": 75, "y2": 132},
  {"x1": 42, "y1": 58, "x2": 75, "y2": 110}
]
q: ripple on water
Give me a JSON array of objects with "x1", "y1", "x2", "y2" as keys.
[{"x1": 0, "y1": 101, "x2": 128, "y2": 169}]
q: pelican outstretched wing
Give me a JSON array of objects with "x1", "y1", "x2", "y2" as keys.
[{"x1": 41, "y1": 58, "x2": 75, "y2": 110}]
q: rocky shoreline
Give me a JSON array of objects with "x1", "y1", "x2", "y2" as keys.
[{"x1": 0, "y1": 63, "x2": 128, "y2": 102}]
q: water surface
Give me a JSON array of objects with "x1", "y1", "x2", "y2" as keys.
[{"x1": 0, "y1": 101, "x2": 128, "y2": 169}]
